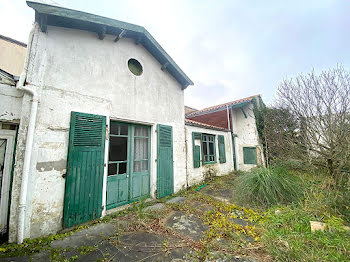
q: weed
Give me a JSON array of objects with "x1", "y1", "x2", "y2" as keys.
[{"x1": 233, "y1": 166, "x2": 303, "y2": 207}]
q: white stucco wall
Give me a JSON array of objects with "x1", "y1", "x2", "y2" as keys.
[
  {"x1": 0, "y1": 83, "x2": 23, "y2": 123},
  {"x1": 231, "y1": 103, "x2": 264, "y2": 171},
  {"x1": 185, "y1": 125, "x2": 234, "y2": 186},
  {"x1": 9, "y1": 24, "x2": 187, "y2": 241}
]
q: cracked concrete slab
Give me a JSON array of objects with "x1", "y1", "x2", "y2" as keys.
[
  {"x1": 165, "y1": 211, "x2": 209, "y2": 241},
  {"x1": 143, "y1": 203, "x2": 166, "y2": 212},
  {"x1": 166, "y1": 196, "x2": 186, "y2": 204},
  {"x1": 51, "y1": 223, "x2": 117, "y2": 249}
]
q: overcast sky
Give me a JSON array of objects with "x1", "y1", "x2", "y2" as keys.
[{"x1": 1, "y1": 0, "x2": 350, "y2": 109}]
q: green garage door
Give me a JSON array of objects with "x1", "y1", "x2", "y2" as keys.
[{"x1": 63, "y1": 112, "x2": 106, "y2": 228}]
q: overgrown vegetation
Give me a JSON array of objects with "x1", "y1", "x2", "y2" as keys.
[{"x1": 233, "y1": 166, "x2": 303, "y2": 207}]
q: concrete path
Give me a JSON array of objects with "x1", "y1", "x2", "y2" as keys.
[{"x1": 1, "y1": 176, "x2": 260, "y2": 262}]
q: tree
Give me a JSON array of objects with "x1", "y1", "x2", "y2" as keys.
[{"x1": 276, "y1": 66, "x2": 350, "y2": 186}]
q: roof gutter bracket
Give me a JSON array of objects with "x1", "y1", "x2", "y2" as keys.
[{"x1": 114, "y1": 29, "x2": 126, "y2": 42}]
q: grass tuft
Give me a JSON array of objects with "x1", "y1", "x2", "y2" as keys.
[{"x1": 233, "y1": 166, "x2": 302, "y2": 207}]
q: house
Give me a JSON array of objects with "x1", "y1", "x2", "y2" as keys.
[
  {"x1": 0, "y1": 35, "x2": 26, "y2": 242},
  {"x1": 0, "y1": 1, "x2": 263, "y2": 244},
  {"x1": 184, "y1": 105, "x2": 198, "y2": 115},
  {"x1": 1, "y1": 0, "x2": 193, "y2": 243},
  {"x1": 185, "y1": 95, "x2": 264, "y2": 171},
  {"x1": 0, "y1": 35, "x2": 26, "y2": 76}
]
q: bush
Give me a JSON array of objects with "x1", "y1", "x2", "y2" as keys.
[{"x1": 233, "y1": 167, "x2": 303, "y2": 207}]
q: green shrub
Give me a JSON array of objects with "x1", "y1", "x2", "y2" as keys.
[{"x1": 233, "y1": 167, "x2": 302, "y2": 207}]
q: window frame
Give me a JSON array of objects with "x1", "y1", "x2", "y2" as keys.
[{"x1": 201, "y1": 133, "x2": 216, "y2": 165}]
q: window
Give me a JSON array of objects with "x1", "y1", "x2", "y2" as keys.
[
  {"x1": 128, "y1": 58, "x2": 143, "y2": 76},
  {"x1": 202, "y1": 134, "x2": 216, "y2": 163},
  {"x1": 243, "y1": 147, "x2": 257, "y2": 164},
  {"x1": 218, "y1": 135, "x2": 226, "y2": 163},
  {"x1": 108, "y1": 122, "x2": 128, "y2": 176},
  {"x1": 133, "y1": 126, "x2": 149, "y2": 172}
]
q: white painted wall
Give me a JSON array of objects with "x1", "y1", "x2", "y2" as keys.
[
  {"x1": 0, "y1": 83, "x2": 23, "y2": 123},
  {"x1": 9, "y1": 25, "x2": 186, "y2": 241},
  {"x1": 185, "y1": 125, "x2": 234, "y2": 186},
  {"x1": 231, "y1": 103, "x2": 264, "y2": 171}
]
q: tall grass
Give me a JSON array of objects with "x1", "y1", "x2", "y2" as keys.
[{"x1": 233, "y1": 167, "x2": 302, "y2": 207}]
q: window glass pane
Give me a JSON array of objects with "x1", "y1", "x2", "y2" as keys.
[
  {"x1": 134, "y1": 137, "x2": 148, "y2": 160},
  {"x1": 108, "y1": 163, "x2": 117, "y2": 176},
  {"x1": 209, "y1": 142, "x2": 214, "y2": 155},
  {"x1": 141, "y1": 160, "x2": 148, "y2": 171},
  {"x1": 134, "y1": 126, "x2": 142, "y2": 136},
  {"x1": 134, "y1": 161, "x2": 141, "y2": 172},
  {"x1": 110, "y1": 122, "x2": 119, "y2": 135},
  {"x1": 142, "y1": 127, "x2": 148, "y2": 137},
  {"x1": 119, "y1": 162, "x2": 127, "y2": 174},
  {"x1": 120, "y1": 124, "x2": 128, "y2": 135},
  {"x1": 109, "y1": 137, "x2": 128, "y2": 161},
  {"x1": 202, "y1": 141, "x2": 208, "y2": 156}
]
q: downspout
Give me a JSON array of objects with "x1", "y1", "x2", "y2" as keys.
[
  {"x1": 184, "y1": 125, "x2": 189, "y2": 188},
  {"x1": 16, "y1": 24, "x2": 38, "y2": 244}
]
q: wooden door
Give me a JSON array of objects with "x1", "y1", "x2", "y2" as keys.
[
  {"x1": 156, "y1": 124, "x2": 173, "y2": 198},
  {"x1": 63, "y1": 112, "x2": 106, "y2": 228}
]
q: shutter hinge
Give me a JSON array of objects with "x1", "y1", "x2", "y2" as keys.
[{"x1": 104, "y1": 163, "x2": 106, "y2": 167}]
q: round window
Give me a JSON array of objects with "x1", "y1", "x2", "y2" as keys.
[{"x1": 128, "y1": 58, "x2": 143, "y2": 76}]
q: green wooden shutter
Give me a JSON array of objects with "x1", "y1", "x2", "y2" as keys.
[
  {"x1": 157, "y1": 124, "x2": 174, "y2": 198},
  {"x1": 63, "y1": 112, "x2": 106, "y2": 228},
  {"x1": 192, "y1": 132, "x2": 201, "y2": 168},
  {"x1": 218, "y1": 135, "x2": 226, "y2": 163},
  {"x1": 243, "y1": 147, "x2": 257, "y2": 164}
]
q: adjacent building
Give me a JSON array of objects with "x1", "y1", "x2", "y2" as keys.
[{"x1": 0, "y1": 1, "x2": 263, "y2": 243}]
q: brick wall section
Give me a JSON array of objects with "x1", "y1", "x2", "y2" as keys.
[{"x1": 187, "y1": 109, "x2": 232, "y2": 130}]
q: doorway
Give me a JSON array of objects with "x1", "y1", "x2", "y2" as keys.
[
  {"x1": 0, "y1": 129, "x2": 16, "y2": 241},
  {"x1": 106, "y1": 121, "x2": 151, "y2": 210}
]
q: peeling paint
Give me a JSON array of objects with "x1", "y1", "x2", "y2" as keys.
[
  {"x1": 36, "y1": 159, "x2": 67, "y2": 172},
  {"x1": 39, "y1": 142, "x2": 64, "y2": 149}
]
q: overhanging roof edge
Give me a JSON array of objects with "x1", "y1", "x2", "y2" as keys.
[{"x1": 26, "y1": 1, "x2": 194, "y2": 88}]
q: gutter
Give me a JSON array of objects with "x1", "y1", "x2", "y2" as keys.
[{"x1": 16, "y1": 23, "x2": 38, "y2": 244}]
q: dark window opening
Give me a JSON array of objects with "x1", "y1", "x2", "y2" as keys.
[
  {"x1": 110, "y1": 122, "x2": 128, "y2": 136},
  {"x1": 128, "y1": 58, "x2": 143, "y2": 76},
  {"x1": 109, "y1": 137, "x2": 128, "y2": 162}
]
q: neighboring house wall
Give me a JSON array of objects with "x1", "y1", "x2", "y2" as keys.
[
  {"x1": 0, "y1": 36, "x2": 26, "y2": 76},
  {"x1": 9, "y1": 25, "x2": 186, "y2": 241},
  {"x1": 231, "y1": 103, "x2": 264, "y2": 171},
  {"x1": 184, "y1": 106, "x2": 197, "y2": 115},
  {"x1": 185, "y1": 125, "x2": 233, "y2": 186}
]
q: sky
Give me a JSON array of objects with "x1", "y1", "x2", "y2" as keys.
[{"x1": 1, "y1": 0, "x2": 350, "y2": 109}]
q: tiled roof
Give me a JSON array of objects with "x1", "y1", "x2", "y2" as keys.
[
  {"x1": 185, "y1": 119, "x2": 229, "y2": 131},
  {"x1": 186, "y1": 95, "x2": 259, "y2": 118}
]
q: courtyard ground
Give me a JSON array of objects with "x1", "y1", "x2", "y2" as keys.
[{"x1": 1, "y1": 172, "x2": 349, "y2": 261}]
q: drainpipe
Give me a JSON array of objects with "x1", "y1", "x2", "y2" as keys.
[
  {"x1": 16, "y1": 24, "x2": 38, "y2": 244},
  {"x1": 184, "y1": 125, "x2": 189, "y2": 188},
  {"x1": 226, "y1": 105, "x2": 231, "y2": 130}
]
